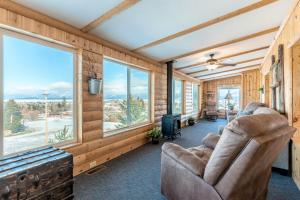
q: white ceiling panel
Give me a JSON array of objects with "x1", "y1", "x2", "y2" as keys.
[
  {"x1": 199, "y1": 66, "x2": 259, "y2": 80},
  {"x1": 13, "y1": 0, "x2": 123, "y2": 28},
  {"x1": 140, "y1": 0, "x2": 292, "y2": 61},
  {"x1": 91, "y1": 0, "x2": 259, "y2": 49},
  {"x1": 12, "y1": 0, "x2": 294, "y2": 79},
  {"x1": 174, "y1": 33, "x2": 276, "y2": 68},
  {"x1": 178, "y1": 48, "x2": 268, "y2": 74},
  {"x1": 195, "y1": 60, "x2": 262, "y2": 77}
]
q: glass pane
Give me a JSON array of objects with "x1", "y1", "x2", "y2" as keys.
[
  {"x1": 3, "y1": 35, "x2": 74, "y2": 155},
  {"x1": 173, "y1": 80, "x2": 182, "y2": 114},
  {"x1": 193, "y1": 84, "x2": 199, "y2": 111},
  {"x1": 218, "y1": 88, "x2": 240, "y2": 110},
  {"x1": 103, "y1": 59, "x2": 128, "y2": 132},
  {"x1": 130, "y1": 68, "x2": 149, "y2": 126}
]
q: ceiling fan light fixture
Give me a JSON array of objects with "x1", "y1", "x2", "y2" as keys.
[{"x1": 207, "y1": 64, "x2": 218, "y2": 70}]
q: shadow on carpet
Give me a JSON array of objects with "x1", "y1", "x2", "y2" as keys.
[{"x1": 74, "y1": 120, "x2": 300, "y2": 200}]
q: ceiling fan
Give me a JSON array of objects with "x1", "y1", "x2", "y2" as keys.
[{"x1": 205, "y1": 53, "x2": 236, "y2": 70}]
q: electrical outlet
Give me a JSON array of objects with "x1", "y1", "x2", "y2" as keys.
[{"x1": 89, "y1": 161, "x2": 97, "y2": 169}]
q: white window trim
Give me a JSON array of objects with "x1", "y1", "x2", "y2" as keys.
[
  {"x1": 103, "y1": 57, "x2": 152, "y2": 137},
  {"x1": 172, "y1": 78, "x2": 183, "y2": 114},
  {"x1": 0, "y1": 28, "x2": 81, "y2": 156},
  {"x1": 192, "y1": 83, "x2": 199, "y2": 112}
]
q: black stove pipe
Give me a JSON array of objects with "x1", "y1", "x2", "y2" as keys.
[{"x1": 166, "y1": 61, "x2": 174, "y2": 115}]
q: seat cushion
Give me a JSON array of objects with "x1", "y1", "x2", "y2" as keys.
[
  {"x1": 206, "y1": 111, "x2": 218, "y2": 115},
  {"x1": 162, "y1": 143, "x2": 212, "y2": 177}
]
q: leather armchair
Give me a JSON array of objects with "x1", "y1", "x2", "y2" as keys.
[{"x1": 161, "y1": 108, "x2": 296, "y2": 200}]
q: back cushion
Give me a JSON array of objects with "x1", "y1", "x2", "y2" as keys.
[
  {"x1": 253, "y1": 107, "x2": 279, "y2": 115},
  {"x1": 243, "y1": 102, "x2": 266, "y2": 114},
  {"x1": 203, "y1": 113, "x2": 288, "y2": 185}
]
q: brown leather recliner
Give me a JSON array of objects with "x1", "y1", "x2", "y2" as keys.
[{"x1": 161, "y1": 108, "x2": 296, "y2": 200}]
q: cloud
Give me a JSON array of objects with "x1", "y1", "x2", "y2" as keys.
[
  {"x1": 5, "y1": 81, "x2": 73, "y2": 98},
  {"x1": 47, "y1": 81, "x2": 72, "y2": 90},
  {"x1": 103, "y1": 75, "x2": 149, "y2": 98}
]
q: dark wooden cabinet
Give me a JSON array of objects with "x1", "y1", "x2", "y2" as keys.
[{"x1": 0, "y1": 146, "x2": 73, "y2": 200}]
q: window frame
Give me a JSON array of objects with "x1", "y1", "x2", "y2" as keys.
[
  {"x1": 103, "y1": 57, "x2": 152, "y2": 137},
  {"x1": 172, "y1": 78, "x2": 183, "y2": 114},
  {"x1": 217, "y1": 86, "x2": 241, "y2": 110},
  {"x1": 192, "y1": 83, "x2": 199, "y2": 112},
  {"x1": 0, "y1": 28, "x2": 80, "y2": 156}
]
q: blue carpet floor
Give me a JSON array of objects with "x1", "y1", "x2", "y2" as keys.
[{"x1": 74, "y1": 120, "x2": 300, "y2": 200}]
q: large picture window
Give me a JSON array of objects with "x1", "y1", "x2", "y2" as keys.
[
  {"x1": 217, "y1": 87, "x2": 240, "y2": 110},
  {"x1": 173, "y1": 79, "x2": 182, "y2": 114},
  {"x1": 192, "y1": 84, "x2": 199, "y2": 112},
  {"x1": 103, "y1": 59, "x2": 150, "y2": 135},
  {"x1": 0, "y1": 31, "x2": 77, "y2": 156}
]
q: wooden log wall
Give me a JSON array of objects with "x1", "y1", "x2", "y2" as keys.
[
  {"x1": 0, "y1": 7, "x2": 168, "y2": 176},
  {"x1": 242, "y1": 69, "x2": 261, "y2": 108},
  {"x1": 202, "y1": 69, "x2": 261, "y2": 115},
  {"x1": 259, "y1": 0, "x2": 300, "y2": 189}
]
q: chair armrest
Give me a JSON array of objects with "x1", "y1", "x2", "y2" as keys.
[
  {"x1": 162, "y1": 143, "x2": 207, "y2": 176},
  {"x1": 201, "y1": 133, "x2": 220, "y2": 149}
]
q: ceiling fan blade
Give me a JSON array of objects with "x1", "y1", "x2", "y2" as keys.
[{"x1": 218, "y1": 63, "x2": 236, "y2": 66}]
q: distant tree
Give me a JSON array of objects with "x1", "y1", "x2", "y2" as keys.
[
  {"x1": 4, "y1": 99, "x2": 25, "y2": 133},
  {"x1": 117, "y1": 97, "x2": 147, "y2": 128},
  {"x1": 49, "y1": 125, "x2": 72, "y2": 144},
  {"x1": 129, "y1": 97, "x2": 147, "y2": 124},
  {"x1": 116, "y1": 99, "x2": 128, "y2": 128},
  {"x1": 62, "y1": 97, "x2": 67, "y2": 111}
]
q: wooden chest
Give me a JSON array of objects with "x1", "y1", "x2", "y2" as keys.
[{"x1": 0, "y1": 146, "x2": 73, "y2": 200}]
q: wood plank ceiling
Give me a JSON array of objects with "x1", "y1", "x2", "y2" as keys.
[{"x1": 13, "y1": 0, "x2": 294, "y2": 80}]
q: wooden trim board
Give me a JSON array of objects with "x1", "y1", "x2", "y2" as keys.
[
  {"x1": 81, "y1": 0, "x2": 140, "y2": 32},
  {"x1": 161, "y1": 27, "x2": 279, "y2": 63},
  {"x1": 133, "y1": 0, "x2": 278, "y2": 52}
]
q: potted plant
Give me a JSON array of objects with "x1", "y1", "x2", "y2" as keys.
[
  {"x1": 188, "y1": 117, "x2": 195, "y2": 126},
  {"x1": 148, "y1": 127, "x2": 161, "y2": 144},
  {"x1": 227, "y1": 102, "x2": 235, "y2": 111},
  {"x1": 258, "y1": 87, "x2": 264, "y2": 94},
  {"x1": 87, "y1": 55, "x2": 102, "y2": 95}
]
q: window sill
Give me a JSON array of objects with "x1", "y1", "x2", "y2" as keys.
[
  {"x1": 104, "y1": 122, "x2": 153, "y2": 138},
  {"x1": 59, "y1": 141, "x2": 82, "y2": 151}
]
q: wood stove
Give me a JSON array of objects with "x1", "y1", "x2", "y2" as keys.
[
  {"x1": 162, "y1": 114, "x2": 181, "y2": 139},
  {"x1": 161, "y1": 61, "x2": 181, "y2": 139}
]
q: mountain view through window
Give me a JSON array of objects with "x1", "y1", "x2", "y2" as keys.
[
  {"x1": 2, "y1": 35, "x2": 75, "y2": 155},
  {"x1": 103, "y1": 59, "x2": 150, "y2": 135}
]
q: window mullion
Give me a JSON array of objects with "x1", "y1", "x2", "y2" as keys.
[
  {"x1": 127, "y1": 68, "x2": 131, "y2": 126},
  {"x1": 0, "y1": 33, "x2": 3, "y2": 156}
]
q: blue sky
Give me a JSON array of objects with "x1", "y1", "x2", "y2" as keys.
[
  {"x1": 3, "y1": 35, "x2": 74, "y2": 99},
  {"x1": 3, "y1": 35, "x2": 149, "y2": 100},
  {"x1": 103, "y1": 59, "x2": 149, "y2": 99}
]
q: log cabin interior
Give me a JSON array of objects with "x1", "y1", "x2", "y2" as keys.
[{"x1": 0, "y1": 0, "x2": 300, "y2": 199}]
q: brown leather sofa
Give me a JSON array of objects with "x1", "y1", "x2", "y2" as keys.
[{"x1": 161, "y1": 107, "x2": 296, "y2": 200}]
